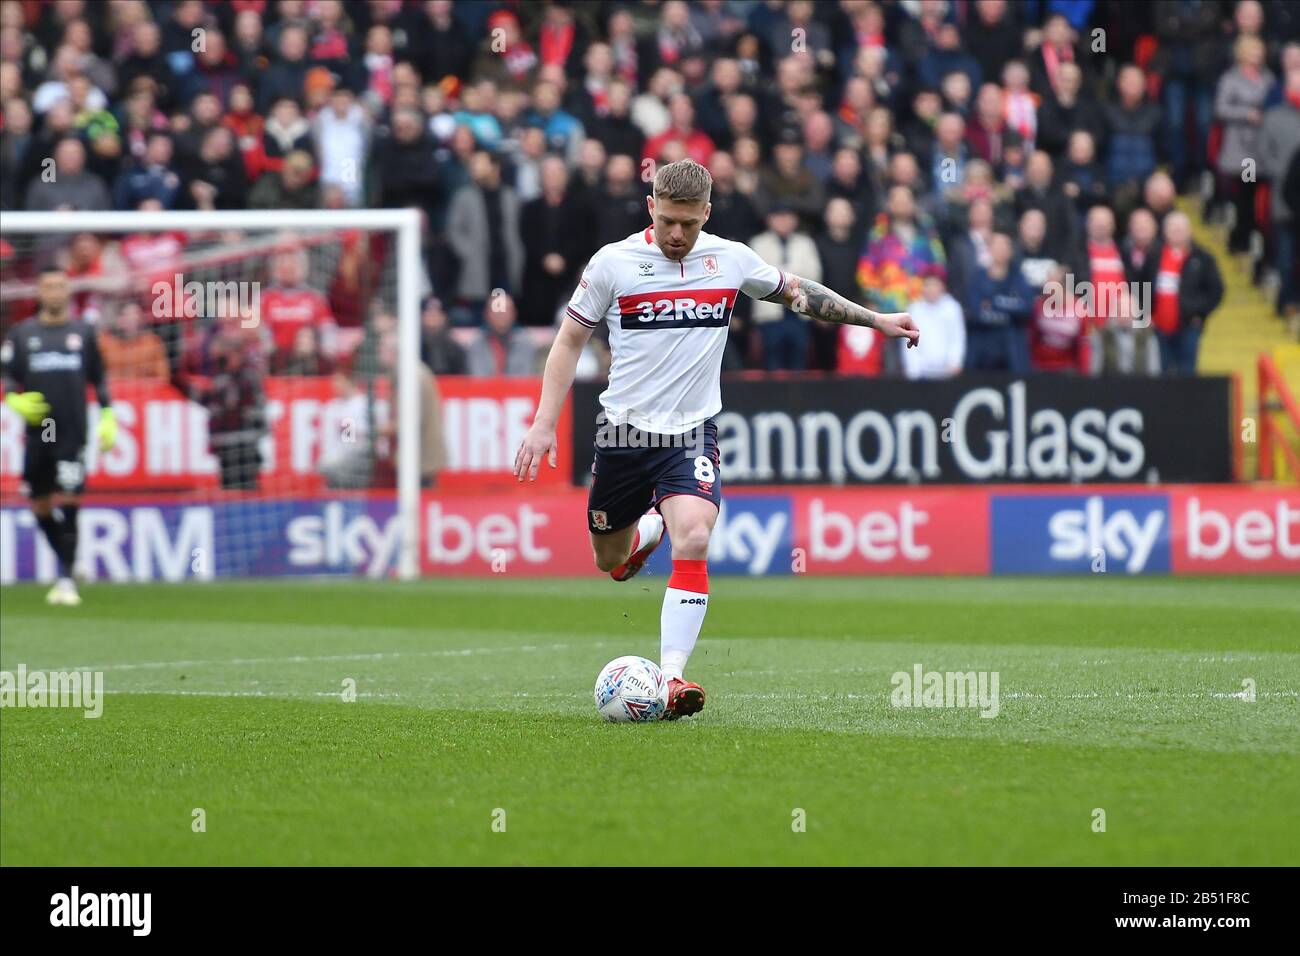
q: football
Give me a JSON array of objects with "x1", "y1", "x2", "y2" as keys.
[{"x1": 594, "y1": 656, "x2": 668, "y2": 723}]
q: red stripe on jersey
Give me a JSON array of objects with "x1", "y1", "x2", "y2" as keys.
[
  {"x1": 644, "y1": 227, "x2": 654, "y2": 244},
  {"x1": 616, "y1": 287, "x2": 739, "y2": 329}
]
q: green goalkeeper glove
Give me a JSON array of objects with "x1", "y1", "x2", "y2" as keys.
[
  {"x1": 97, "y1": 406, "x2": 117, "y2": 451},
  {"x1": 5, "y1": 390, "x2": 50, "y2": 426}
]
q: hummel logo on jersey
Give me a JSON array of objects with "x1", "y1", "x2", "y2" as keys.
[
  {"x1": 638, "y1": 262, "x2": 654, "y2": 275},
  {"x1": 679, "y1": 597, "x2": 707, "y2": 605}
]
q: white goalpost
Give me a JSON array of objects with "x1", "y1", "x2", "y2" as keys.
[{"x1": 0, "y1": 208, "x2": 425, "y2": 581}]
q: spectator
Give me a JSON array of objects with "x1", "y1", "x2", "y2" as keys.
[
  {"x1": 946, "y1": 197, "x2": 997, "y2": 309},
  {"x1": 1059, "y1": 130, "x2": 1109, "y2": 216},
  {"x1": 1152, "y1": 211, "x2": 1224, "y2": 374},
  {"x1": 313, "y1": 87, "x2": 370, "y2": 207},
  {"x1": 769, "y1": 1, "x2": 831, "y2": 73},
  {"x1": 940, "y1": 158, "x2": 1014, "y2": 241},
  {"x1": 113, "y1": 130, "x2": 180, "y2": 210},
  {"x1": 1015, "y1": 150, "x2": 1080, "y2": 264},
  {"x1": 964, "y1": 231, "x2": 1034, "y2": 372},
  {"x1": 1084, "y1": 205, "x2": 1157, "y2": 375},
  {"x1": 756, "y1": 126, "x2": 825, "y2": 228},
  {"x1": 589, "y1": 78, "x2": 646, "y2": 161},
  {"x1": 172, "y1": 327, "x2": 266, "y2": 490},
  {"x1": 1001, "y1": 60, "x2": 1038, "y2": 149},
  {"x1": 179, "y1": 125, "x2": 248, "y2": 210},
  {"x1": 271, "y1": 326, "x2": 334, "y2": 377},
  {"x1": 453, "y1": 79, "x2": 504, "y2": 151},
  {"x1": 901, "y1": 272, "x2": 966, "y2": 379},
  {"x1": 249, "y1": 149, "x2": 320, "y2": 210},
  {"x1": 919, "y1": 22, "x2": 982, "y2": 95},
  {"x1": 220, "y1": 83, "x2": 264, "y2": 179},
  {"x1": 705, "y1": 150, "x2": 762, "y2": 243},
  {"x1": 98, "y1": 301, "x2": 169, "y2": 380},
  {"x1": 172, "y1": 91, "x2": 223, "y2": 168},
  {"x1": 750, "y1": 203, "x2": 822, "y2": 371},
  {"x1": 445, "y1": 149, "x2": 524, "y2": 321},
  {"x1": 189, "y1": 26, "x2": 242, "y2": 108},
  {"x1": 258, "y1": 22, "x2": 310, "y2": 114},
  {"x1": 370, "y1": 107, "x2": 441, "y2": 225},
  {"x1": 800, "y1": 111, "x2": 832, "y2": 184},
  {"x1": 642, "y1": 91, "x2": 715, "y2": 167},
  {"x1": 520, "y1": 155, "x2": 588, "y2": 327},
  {"x1": 858, "y1": 185, "x2": 947, "y2": 318},
  {"x1": 318, "y1": 370, "x2": 375, "y2": 489},
  {"x1": 1, "y1": 96, "x2": 34, "y2": 210},
  {"x1": 31, "y1": 44, "x2": 106, "y2": 115},
  {"x1": 823, "y1": 151, "x2": 868, "y2": 229},
  {"x1": 528, "y1": 78, "x2": 585, "y2": 165},
  {"x1": 930, "y1": 112, "x2": 969, "y2": 196},
  {"x1": 420, "y1": 297, "x2": 468, "y2": 376},
  {"x1": 570, "y1": 41, "x2": 616, "y2": 128},
  {"x1": 380, "y1": 330, "x2": 447, "y2": 488},
  {"x1": 1215, "y1": 34, "x2": 1276, "y2": 253},
  {"x1": 1142, "y1": 170, "x2": 1178, "y2": 226},
  {"x1": 261, "y1": 97, "x2": 313, "y2": 176},
  {"x1": 1259, "y1": 68, "x2": 1300, "y2": 318},
  {"x1": 406, "y1": 0, "x2": 472, "y2": 88},
  {"x1": 508, "y1": 125, "x2": 547, "y2": 203},
  {"x1": 596, "y1": 153, "x2": 652, "y2": 247},
  {"x1": 815, "y1": 198, "x2": 862, "y2": 371},
  {"x1": 1104, "y1": 64, "x2": 1161, "y2": 203},
  {"x1": 969, "y1": 0, "x2": 1023, "y2": 88},
  {"x1": 24, "y1": 137, "x2": 111, "y2": 211},
  {"x1": 1153, "y1": 0, "x2": 1221, "y2": 192},
  {"x1": 1017, "y1": 208, "x2": 1061, "y2": 291},
  {"x1": 1028, "y1": 13, "x2": 1081, "y2": 101},
  {"x1": 1030, "y1": 262, "x2": 1088, "y2": 373},
  {"x1": 900, "y1": 87, "x2": 944, "y2": 163},
  {"x1": 966, "y1": 83, "x2": 1007, "y2": 167},
  {"x1": 692, "y1": 57, "x2": 744, "y2": 146},
  {"x1": 632, "y1": 67, "x2": 679, "y2": 139},
  {"x1": 1036, "y1": 62, "x2": 1106, "y2": 160},
  {"x1": 940, "y1": 68, "x2": 974, "y2": 118},
  {"x1": 466, "y1": 294, "x2": 537, "y2": 376},
  {"x1": 260, "y1": 246, "x2": 339, "y2": 358},
  {"x1": 118, "y1": 20, "x2": 180, "y2": 112}
]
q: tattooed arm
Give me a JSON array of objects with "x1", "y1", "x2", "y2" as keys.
[{"x1": 763, "y1": 274, "x2": 921, "y2": 348}]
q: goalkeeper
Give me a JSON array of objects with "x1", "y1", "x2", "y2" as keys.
[{"x1": 1, "y1": 268, "x2": 116, "y2": 606}]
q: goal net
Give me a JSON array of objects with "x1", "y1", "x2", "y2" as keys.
[{"x1": 0, "y1": 209, "x2": 424, "y2": 583}]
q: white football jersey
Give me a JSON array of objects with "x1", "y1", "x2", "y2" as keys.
[{"x1": 566, "y1": 227, "x2": 785, "y2": 435}]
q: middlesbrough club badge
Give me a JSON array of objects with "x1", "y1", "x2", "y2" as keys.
[
  {"x1": 703, "y1": 255, "x2": 719, "y2": 276},
  {"x1": 590, "y1": 510, "x2": 609, "y2": 531}
]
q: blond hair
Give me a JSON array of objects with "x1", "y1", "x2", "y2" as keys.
[{"x1": 652, "y1": 158, "x2": 712, "y2": 205}]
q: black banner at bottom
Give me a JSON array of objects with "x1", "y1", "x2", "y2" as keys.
[{"x1": 1, "y1": 867, "x2": 1281, "y2": 939}]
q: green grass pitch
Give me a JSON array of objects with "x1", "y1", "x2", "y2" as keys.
[{"x1": 1, "y1": 575, "x2": 1297, "y2": 866}]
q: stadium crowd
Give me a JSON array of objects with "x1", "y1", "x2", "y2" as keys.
[{"x1": 2, "y1": 0, "x2": 1298, "y2": 385}]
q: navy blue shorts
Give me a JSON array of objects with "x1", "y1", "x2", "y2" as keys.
[{"x1": 587, "y1": 419, "x2": 721, "y2": 535}]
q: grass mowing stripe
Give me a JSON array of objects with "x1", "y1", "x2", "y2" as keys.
[
  {"x1": 2, "y1": 577, "x2": 1296, "y2": 864},
  {"x1": 2, "y1": 695, "x2": 1296, "y2": 866}
]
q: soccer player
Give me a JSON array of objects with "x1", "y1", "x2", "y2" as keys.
[
  {"x1": 513, "y1": 159, "x2": 920, "y2": 718},
  {"x1": 1, "y1": 268, "x2": 117, "y2": 605}
]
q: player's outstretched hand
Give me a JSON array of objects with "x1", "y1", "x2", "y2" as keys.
[
  {"x1": 4, "y1": 390, "x2": 50, "y2": 425},
  {"x1": 514, "y1": 425, "x2": 557, "y2": 482},
  {"x1": 876, "y1": 312, "x2": 920, "y2": 348}
]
